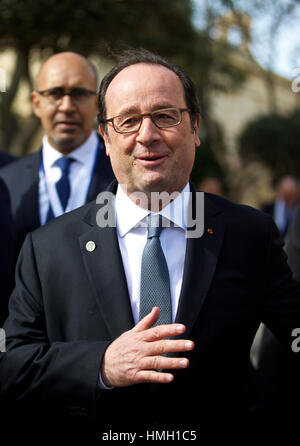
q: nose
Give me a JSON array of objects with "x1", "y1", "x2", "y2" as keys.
[
  {"x1": 58, "y1": 94, "x2": 76, "y2": 112},
  {"x1": 136, "y1": 116, "x2": 161, "y2": 145}
]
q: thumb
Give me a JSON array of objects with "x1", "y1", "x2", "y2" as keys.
[{"x1": 133, "y1": 307, "x2": 160, "y2": 332}]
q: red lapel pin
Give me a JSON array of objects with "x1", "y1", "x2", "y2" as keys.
[{"x1": 207, "y1": 228, "x2": 214, "y2": 235}]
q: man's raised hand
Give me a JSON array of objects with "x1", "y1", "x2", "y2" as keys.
[{"x1": 101, "y1": 307, "x2": 194, "y2": 388}]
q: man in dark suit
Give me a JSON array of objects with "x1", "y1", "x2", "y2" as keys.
[
  {"x1": 0, "y1": 52, "x2": 115, "y2": 305},
  {"x1": 0, "y1": 156, "x2": 16, "y2": 325},
  {"x1": 1, "y1": 49, "x2": 300, "y2": 442},
  {"x1": 253, "y1": 175, "x2": 300, "y2": 411},
  {"x1": 252, "y1": 204, "x2": 300, "y2": 419},
  {"x1": 0, "y1": 152, "x2": 16, "y2": 168},
  {"x1": 286, "y1": 204, "x2": 300, "y2": 280},
  {"x1": 0, "y1": 178, "x2": 14, "y2": 326},
  {"x1": 261, "y1": 175, "x2": 299, "y2": 238}
]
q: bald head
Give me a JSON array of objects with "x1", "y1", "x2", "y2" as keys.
[
  {"x1": 37, "y1": 52, "x2": 98, "y2": 90},
  {"x1": 32, "y1": 51, "x2": 99, "y2": 154}
]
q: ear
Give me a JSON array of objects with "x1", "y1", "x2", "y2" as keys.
[
  {"x1": 99, "y1": 125, "x2": 110, "y2": 156},
  {"x1": 31, "y1": 91, "x2": 42, "y2": 118},
  {"x1": 194, "y1": 113, "x2": 201, "y2": 147}
]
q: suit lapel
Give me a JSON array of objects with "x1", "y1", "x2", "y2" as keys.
[
  {"x1": 79, "y1": 195, "x2": 134, "y2": 339},
  {"x1": 86, "y1": 136, "x2": 115, "y2": 202},
  {"x1": 175, "y1": 193, "x2": 225, "y2": 338},
  {"x1": 14, "y1": 152, "x2": 41, "y2": 248},
  {"x1": 24, "y1": 151, "x2": 41, "y2": 226},
  {"x1": 79, "y1": 184, "x2": 225, "y2": 340}
]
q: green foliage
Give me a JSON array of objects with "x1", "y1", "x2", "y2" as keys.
[
  {"x1": 239, "y1": 109, "x2": 300, "y2": 180},
  {"x1": 0, "y1": 0, "x2": 247, "y2": 158},
  {"x1": 0, "y1": 0, "x2": 197, "y2": 58},
  {"x1": 0, "y1": 0, "x2": 198, "y2": 154}
]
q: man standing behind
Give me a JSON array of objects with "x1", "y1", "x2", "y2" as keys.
[
  {"x1": 261, "y1": 175, "x2": 299, "y2": 239},
  {"x1": 0, "y1": 178, "x2": 14, "y2": 326},
  {"x1": 0, "y1": 52, "x2": 114, "y2": 257},
  {"x1": 0, "y1": 52, "x2": 115, "y2": 310}
]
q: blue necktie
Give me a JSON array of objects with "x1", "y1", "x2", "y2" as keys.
[
  {"x1": 139, "y1": 214, "x2": 172, "y2": 326},
  {"x1": 45, "y1": 157, "x2": 74, "y2": 223},
  {"x1": 55, "y1": 157, "x2": 74, "y2": 210}
]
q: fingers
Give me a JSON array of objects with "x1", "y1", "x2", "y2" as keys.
[
  {"x1": 133, "y1": 308, "x2": 194, "y2": 356},
  {"x1": 101, "y1": 308, "x2": 195, "y2": 388},
  {"x1": 143, "y1": 323, "x2": 187, "y2": 342},
  {"x1": 132, "y1": 356, "x2": 190, "y2": 384},
  {"x1": 135, "y1": 370, "x2": 175, "y2": 384},
  {"x1": 134, "y1": 307, "x2": 188, "y2": 341},
  {"x1": 133, "y1": 307, "x2": 161, "y2": 332},
  {"x1": 141, "y1": 355, "x2": 190, "y2": 371},
  {"x1": 147, "y1": 338, "x2": 194, "y2": 355}
]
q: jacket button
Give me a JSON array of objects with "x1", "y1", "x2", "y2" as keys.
[{"x1": 85, "y1": 241, "x2": 96, "y2": 252}]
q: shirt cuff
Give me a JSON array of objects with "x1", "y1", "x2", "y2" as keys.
[{"x1": 98, "y1": 372, "x2": 114, "y2": 390}]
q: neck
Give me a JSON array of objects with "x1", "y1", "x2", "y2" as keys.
[{"x1": 123, "y1": 188, "x2": 182, "y2": 212}]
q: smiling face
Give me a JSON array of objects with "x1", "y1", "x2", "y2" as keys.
[
  {"x1": 99, "y1": 63, "x2": 200, "y2": 204},
  {"x1": 31, "y1": 52, "x2": 98, "y2": 154}
]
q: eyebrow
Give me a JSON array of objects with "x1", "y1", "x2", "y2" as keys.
[
  {"x1": 116, "y1": 103, "x2": 178, "y2": 116},
  {"x1": 40, "y1": 86, "x2": 89, "y2": 91}
]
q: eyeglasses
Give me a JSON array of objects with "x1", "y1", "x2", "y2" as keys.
[
  {"x1": 36, "y1": 87, "x2": 97, "y2": 105},
  {"x1": 104, "y1": 107, "x2": 191, "y2": 134}
]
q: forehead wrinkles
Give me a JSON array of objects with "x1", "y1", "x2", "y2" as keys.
[{"x1": 105, "y1": 64, "x2": 186, "y2": 116}]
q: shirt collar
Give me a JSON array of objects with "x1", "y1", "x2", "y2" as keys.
[
  {"x1": 42, "y1": 130, "x2": 98, "y2": 171},
  {"x1": 115, "y1": 183, "x2": 190, "y2": 237}
]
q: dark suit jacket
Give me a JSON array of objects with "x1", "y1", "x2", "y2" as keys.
[
  {"x1": 0, "y1": 135, "x2": 115, "y2": 260},
  {"x1": 261, "y1": 202, "x2": 275, "y2": 216},
  {"x1": 252, "y1": 203, "x2": 300, "y2": 415},
  {"x1": 0, "y1": 178, "x2": 14, "y2": 325},
  {"x1": 0, "y1": 136, "x2": 115, "y2": 326},
  {"x1": 286, "y1": 204, "x2": 300, "y2": 280},
  {"x1": 0, "y1": 152, "x2": 16, "y2": 168},
  {"x1": 1, "y1": 183, "x2": 300, "y2": 441}
]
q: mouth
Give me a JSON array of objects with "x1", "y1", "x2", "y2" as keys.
[
  {"x1": 55, "y1": 121, "x2": 80, "y2": 129},
  {"x1": 136, "y1": 153, "x2": 167, "y2": 166}
]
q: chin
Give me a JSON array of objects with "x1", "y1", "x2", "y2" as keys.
[
  {"x1": 140, "y1": 177, "x2": 171, "y2": 194},
  {"x1": 52, "y1": 135, "x2": 83, "y2": 153}
]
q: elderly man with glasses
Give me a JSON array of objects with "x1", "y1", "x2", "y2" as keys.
[
  {"x1": 0, "y1": 52, "x2": 115, "y2": 320},
  {"x1": 1, "y1": 48, "x2": 300, "y2": 443}
]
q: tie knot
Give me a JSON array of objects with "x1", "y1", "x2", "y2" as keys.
[
  {"x1": 147, "y1": 213, "x2": 163, "y2": 239},
  {"x1": 56, "y1": 157, "x2": 74, "y2": 174}
]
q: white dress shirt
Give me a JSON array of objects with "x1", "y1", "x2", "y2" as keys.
[
  {"x1": 115, "y1": 182, "x2": 190, "y2": 324},
  {"x1": 99, "y1": 182, "x2": 190, "y2": 389},
  {"x1": 39, "y1": 130, "x2": 99, "y2": 225}
]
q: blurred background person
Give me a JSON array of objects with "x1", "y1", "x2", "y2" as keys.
[
  {"x1": 197, "y1": 176, "x2": 224, "y2": 196},
  {"x1": 0, "y1": 51, "x2": 115, "y2": 320},
  {"x1": 286, "y1": 205, "x2": 300, "y2": 281},
  {"x1": 261, "y1": 175, "x2": 300, "y2": 239},
  {"x1": 0, "y1": 178, "x2": 14, "y2": 326},
  {"x1": 251, "y1": 177, "x2": 300, "y2": 421},
  {"x1": 0, "y1": 152, "x2": 17, "y2": 324},
  {"x1": 0, "y1": 51, "x2": 115, "y2": 257}
]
